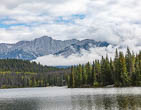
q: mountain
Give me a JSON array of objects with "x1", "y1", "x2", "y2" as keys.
[
  {"x1": 0, "y1": 36, "x2": 109, "y2": 60},
  {"x1": 0, "y1": 36, "x2": 79, "y2": 60},
  {"x1": 55, "y1": 39, "x2": 109, "y2": 57}
]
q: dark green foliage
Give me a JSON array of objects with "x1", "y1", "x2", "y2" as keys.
[
  {"x1": 68, "y1": 48, "x2": 141, "y2": 88},
  {"x1": 0, "y1": 59, "x2": 70, "y2": 88},
  {"x1": 0, "y1": 59, "x2": 59, "y2": 72},
  {"x1": 119, "y1": 52, "x2": 129, "y2": 86}
]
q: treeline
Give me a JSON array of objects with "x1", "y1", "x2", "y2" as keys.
[
  {"x1": 67, "y1": 48, "x2": 141, "y2": 88},
  {"x1": 0, "y1": 59, "x2": 70, "y2": 88},
  {"x1": 0, "y1": 59, "x2": 59, "y2": 72}
]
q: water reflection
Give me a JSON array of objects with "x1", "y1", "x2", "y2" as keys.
[
  {"x1": 117, "y1": 95, "x2": 141, "y2": 110},
  {"x1": 0, "y1": 98, "x2": 38, "y2": 110},
  {"x1": 70, "y1": 95, "x2": 141, "y2": 110},
  {"x1": 0, "y1": 88, "x2": 141, "y2": 110}
]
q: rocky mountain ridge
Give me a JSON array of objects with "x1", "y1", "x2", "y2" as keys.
[{"x1": 0, "y1": 36, "x2": 109, "y2": 60}]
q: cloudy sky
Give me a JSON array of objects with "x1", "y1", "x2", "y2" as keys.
[
  {"x1": 0, "y1": 0, "x2": 141, "y2": 44},
  {"x1": 0, "y1": 0, "x2": 141, "y2": 65}
]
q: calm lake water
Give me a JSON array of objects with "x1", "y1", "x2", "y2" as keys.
[{"x1": 0, "y1": 87, "x2": 141, "y2": 110}]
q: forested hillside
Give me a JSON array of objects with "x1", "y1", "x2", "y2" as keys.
[
  {"x1": 0, "y1": 59, "x2": 59, "y2": 72},
  {"x1": 0, "y1": 59, "x2": 70, "y2": 88},
  {"x1": 68, "y1": 48, "x2": 141, "y2": 88}
]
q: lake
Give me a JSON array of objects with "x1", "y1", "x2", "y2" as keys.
[{"x1": 0, "y1": 87, "x2": 141, "y2": 110}]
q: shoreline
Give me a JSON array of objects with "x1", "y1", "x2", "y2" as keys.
[{"x1": 0, "y1": 86, "x2": 141, "y2": 90}]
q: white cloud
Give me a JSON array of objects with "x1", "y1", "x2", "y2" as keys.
[
  {"x1": 34, "y1": 47, "x2": 112, "y2": 66},
  {"x1": 34, "y1": 44, "x2": 141, "y2": 66},
  {"x1": 0, "y1": 0, "x2": 141, "y2": 44}
]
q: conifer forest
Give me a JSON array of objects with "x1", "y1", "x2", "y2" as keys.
[
  {"x1": 68, "y1": 48, "x2": 141, "y2": 88},
  {"x1": 0, "y1": 59, "x2": 70, "y2": 88}
]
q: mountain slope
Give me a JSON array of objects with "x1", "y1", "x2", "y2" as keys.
[
  {"x1": 0, "y1": 36, "x2": 109, "y2": 60},
  {"x1": 55, "y1": 39, "x2": 109, "y2": 57},
  {"x1": 0, "y1": 36, "x2": 79, "y2": 60}
]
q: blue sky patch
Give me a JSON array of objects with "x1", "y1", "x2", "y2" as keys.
[{"x1": 55, "y1": 14, "x2": 85, "y2": 24}]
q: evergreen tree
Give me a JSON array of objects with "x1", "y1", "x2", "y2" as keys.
[
  {"x1": 94, "y1": 60, "x2": 101, "y2": 86},
  {"x1": 114, "y1": 49, "x2": 120, "y2": 86},
  {"x1": 77, "y1": 64, "x2": 83, "y2": 87},
  {"x1": 85, "y1": 62, "x2": 91, "y2": 85},
  {"x1": 119, "y1": 52, "x2": 129, "y2": 86}
]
